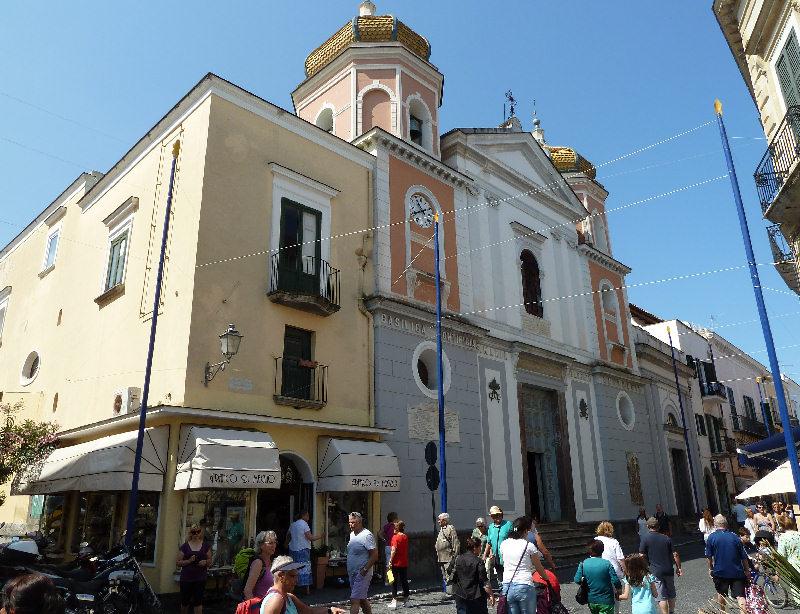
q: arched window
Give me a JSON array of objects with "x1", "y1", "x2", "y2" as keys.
[
  {"x1": 520, "y1": 250, "x2": 543, "y2": 318},
  {"x1": 600, "y1": 282, "x2": 618, "y2": 316},
  {"x1": 315, "y1": 107, "x2": 334, "y2": 133},
  {"x1": 362, "y1": 89, "x2": 391, "y2": 133},
  {"x1": 407, "y1": 97, "x2": 432, "y2": 152}
]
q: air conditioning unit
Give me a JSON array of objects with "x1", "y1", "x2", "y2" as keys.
[{"x1": 112, "y1": 387, "x2": 141, "y2": 417}]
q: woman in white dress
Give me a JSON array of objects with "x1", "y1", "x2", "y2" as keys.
[
  {"x1": 635, "y1": 508, "x2": 649, "y2": 544},
  {"x1": 744, "y1": 507, "x2": 758, "y2": 540},
  {"x1": 699, "y1": 508, "x2": 715, "y2": 543}
]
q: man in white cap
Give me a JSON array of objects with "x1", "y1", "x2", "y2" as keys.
[
  {"x1": 260, "y1": 555, "x2": 347, "y2": 614},
  {"x1": 482, "y1": 505, "x2": 512, "y2": 583}
]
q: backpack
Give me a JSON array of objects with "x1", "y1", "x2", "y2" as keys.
[
  {"x1": 236, "y1": 588, "x2": 288, "y2": 614},
  {"x1": 234, "y1": 548, "x2": 257, "y2": 577},
  {"x1": 230, "y1": 552, "x2": 267, "y2": 601}
]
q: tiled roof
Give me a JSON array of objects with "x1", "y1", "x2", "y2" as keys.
[{"x1": 304, "y1": 15, "x2": 431, "y2": 77}]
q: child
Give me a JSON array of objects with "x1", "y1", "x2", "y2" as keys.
[{"x1": 619, "y1": 554, "x2": 658, "y2": 614}]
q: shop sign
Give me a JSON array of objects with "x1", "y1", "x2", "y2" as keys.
[
  {"x1": 348, "y1": 477, "x2": 400, "y2": 491},
  {"x1": 206, "y1": 471, "x2": 278, "y2": 487}
]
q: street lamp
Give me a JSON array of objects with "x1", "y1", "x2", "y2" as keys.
[{"x1": 204, "y1": 324, "x2": 243, "y2": 385}]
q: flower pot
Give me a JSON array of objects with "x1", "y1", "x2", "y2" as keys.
[{"x1": 314, "y1": 556, "x2": 329, "y2": 589}]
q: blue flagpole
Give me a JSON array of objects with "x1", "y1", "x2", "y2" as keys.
[
  {"x1": 755, "y1": 377, "x2": 772, "y2": 437},
  {"x1": 714, "y1": 100, "x2": 800, "y2": 496},
  {"x1": 124, "y1": 140, "x2": 180, "y2": 547},
  {"x1": 433, "y1": 213, "x2": 447, "y2": 514},
  {"x1": 667, "y1": 327, "x2": 702, "y2": 517}
]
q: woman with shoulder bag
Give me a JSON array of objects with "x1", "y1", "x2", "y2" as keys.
[
  {"x1": 574, "y1": 539, "x2": 621, "y2": 614},
  {"x1": 450, "y1": 536, "x2": 495, "y2": 614},
  {"x1": 498, "y1": 516, "x2": 548, "y2": 614}
]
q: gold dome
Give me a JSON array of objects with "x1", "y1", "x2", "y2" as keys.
[
  {"x1": 304, "y1": 14, "x2": 431, "y2": 77},
  {"x1": 544, "y1": 146, "x2": 596, "y2": 180}
]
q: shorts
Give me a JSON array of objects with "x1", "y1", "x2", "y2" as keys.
[
  {"x1": 179, "y1": 580, "x2": 205, "y2": 606},
  {"x1": 653, "y1": 574, "x2": 676, "y2": 601},
  {"x1": 588, "y1": 604, "x2": 615, "y2": 614},
  {"x1": 350, "y1": 570, "x2": 373, "y2": 600},
  {"x1": 713, "y1": 576, "x2": 747, "y2": 599}
]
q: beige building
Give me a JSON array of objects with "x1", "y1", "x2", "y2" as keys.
[
  {"x1": 0, "y1": 74, "x2": 401, "y2": 593},
  {"x1": 714, "y1": 0, "x2": 800, "y2": 295}
]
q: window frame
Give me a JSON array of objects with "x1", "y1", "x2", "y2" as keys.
[
  {"x1": 520, "y1": 249, "x2": 544, "y2": 318},
  {"x1": 775, "y1": 28, "x2": 800, "y2": 111},
  {"x1": 695, "y1": 413, "x2": 707, "y2": 436},
  {"x1": 41, "y1": 224, "x2": 61, "y2": 274},
  {"x1": 0, "y1": 286, "x2": 10, "y2": 346},
  {"x1": 104, "y1": 226, "x2": 130, "y2": 291}
]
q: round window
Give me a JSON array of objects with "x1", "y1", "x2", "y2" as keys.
[
  {"x1": 20, "y1": 351, "x2": 41, "y2": 386},
  {"x1": 412, "y1": 341, "x2": 451, "y2": 399},
  {"x1": 616, "y1": 392, "x2": 635, "y2": 430}
]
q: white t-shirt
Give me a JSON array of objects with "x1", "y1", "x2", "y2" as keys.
[
  {"x1": 289, "y1": 518, "x2": 311, "y2": 550},
  {"x1": 699, "y1": 519, "x2": 715, "y2": 542},
  {"x1": 596, "y1": 535, "x2": 625, "y2": 580},
  {"x1": 499, "y1": 538, "x2": 540, "y2": 586}
]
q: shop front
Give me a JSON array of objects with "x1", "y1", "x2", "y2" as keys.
[{"x1": 16, "y1": 426, "x2": 169, "y2": 565}]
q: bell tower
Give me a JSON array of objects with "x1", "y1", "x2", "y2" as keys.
[{"x1": 291, "y1": 2, "x2": 444, "y2": 158}]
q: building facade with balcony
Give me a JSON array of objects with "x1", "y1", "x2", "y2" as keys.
[
  {"x1": 287, "y1": 3, "x2": 681, "y2": 561},
  {"x1": 0, "y1": 73, "x2": 403, "y2": 593},
  {"x1": 714, "y1": 0, "x2": 800, "y2": 295}
]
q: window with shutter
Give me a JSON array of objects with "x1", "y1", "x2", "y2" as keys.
[{"x1": 777, "y1": 30, "x2": 800, "y2": 109}]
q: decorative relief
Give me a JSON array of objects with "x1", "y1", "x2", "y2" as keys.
[
  {"x1": 597, "y1": 374, "x2": 643, "y2": 393},
  {"x1": 517, "y1": 355, "x2": 563, "y2": 380},
  {"x1": 408, "y1": 401, "x2": 460, "y2": 442},
  {"x1": 579, "y1": 398, "x2": 589, "y2": 420},
  {"x1": 488, "y1": 378, "x2": 501, "y2": 402},
  {"x1": 521, "y1": 312, "x2": 552, "y2": 337},
  {"x1": 568, "y1": 368, "x2": 592, "y2": 384},
  {"x1": 626, "y1": 452, "x2": 644, "y2": 506}
]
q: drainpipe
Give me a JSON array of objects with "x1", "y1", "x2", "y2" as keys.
[{"x1": 356, "y1": 167, "x2": 375, "y2": 429}]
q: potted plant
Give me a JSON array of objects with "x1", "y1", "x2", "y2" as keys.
[{"x1": 311, "y1": 544, "x2": 330, "y2": 590}]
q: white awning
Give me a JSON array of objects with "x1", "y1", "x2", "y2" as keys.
[
  {"x1": 737, "y1": 461, "x2": 796, "y2": 500},
  {"x1": 175, "y1": 426, "x2": 280, "y2": 490},
  {"x1": 16, "y1": 426, "x2": 169, "y2": 494},
  {"x1": 317, "y1": 437, "x2": 400, "y2": 492}
]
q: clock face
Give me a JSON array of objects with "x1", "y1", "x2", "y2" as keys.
[{"x1": 409, "y1": 194, "x2": 434, "y2": 228}]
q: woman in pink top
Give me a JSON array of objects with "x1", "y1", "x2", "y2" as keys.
[
  {"x1": 244, "y1": 530, "x2": 277, "y2": 600},
  {"x1": 378, "y1": 512, "x2": 398, "y2": 585}
]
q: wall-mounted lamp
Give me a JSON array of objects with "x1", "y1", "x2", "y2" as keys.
[{"x1": 204, "y1": 324, "x2": 243, "y2": 386}]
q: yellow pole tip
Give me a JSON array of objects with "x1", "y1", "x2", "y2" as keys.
[
  {"x1": 667, "y1": 326, "x2": 671, "y2": 333},
  {"x1": 434, "y1": 212, "x2": 439, "y2": 223},
  {"x1": 757, "y1": 377, "x2": 761, "y2": 383},
  {"x1": 714, "y1": 99, "x2": 722, "y2": 115},
  {"x1": 172, "y1": 140, "x2": 181, "y2": 158}
]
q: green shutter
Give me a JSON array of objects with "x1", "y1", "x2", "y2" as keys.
[{"x1": 777, "y1": 30, "x2": 800, "y2": 108}]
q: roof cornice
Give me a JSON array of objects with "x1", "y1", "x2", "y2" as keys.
[{"x1": 577, "y1": 243, "x2": 632, "y2": 275}]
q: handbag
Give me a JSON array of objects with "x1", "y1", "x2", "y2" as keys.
[
  {"x1": 386, "y1": 568, "x2": 395, "y2": 585},
  {"x1": 575, "y1": 561, "x2": 589, "y2": 605},
  {"x1": 497, "y1": 542, "x2": 527, "y2": 614}
]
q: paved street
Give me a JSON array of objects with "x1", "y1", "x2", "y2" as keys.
[{"x1": 173, "y1": 541, "x2": 800, "y2": 614}]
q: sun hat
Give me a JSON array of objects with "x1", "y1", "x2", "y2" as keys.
[
  {"x1": 271, "y1": 555, "x2": 308, "y2": 574},
  {"x1": 489, "y1": 506, "x2": 503, "y2": 516}
]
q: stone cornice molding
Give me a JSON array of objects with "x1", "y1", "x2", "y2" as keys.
[
  {"x1": 577, "y1": 243, "x2": 632, "y2": 275},
  {"x1": 591, "y1": 364, "x2": 645, "y2": 393},
  {"x1": 510, "y1": 221, "x2": 548, "y2": 245},
  {"x1": 356, "y1": 129, "x2": 471, "y2": 188}
]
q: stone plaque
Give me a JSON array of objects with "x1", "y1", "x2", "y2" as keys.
[{"x1": 408, "y1": 402, "x2": 460, "y2": 442}]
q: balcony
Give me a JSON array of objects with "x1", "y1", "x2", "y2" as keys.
[
  {"x1": 273, "y1": 356, "x2": 328, "y2": 410},
  {"x1": 712, "y1": 436, "x2": 738, "y2": 457},
  {"x1": 268, "y1": 254, "x2": 341, "y2": 316},
  {"x1": 754, "y1": 106, "x2": 800, "y2": 224},
  {"x1": 766, "y1": 225, "x2": 800, "y2": 294},
  {"x1": 700, "y1": 381, "x2": 728, "y2": 400},
  {"x1": 731, "y1": 413, "x2": 768, "y2": 438}
]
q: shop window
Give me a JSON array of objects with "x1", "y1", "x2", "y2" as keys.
[
  {"x1": 71, "y1": 492, "x2": 123, "y2": 553},
  {"x1": 184, "y1": 489, "x2": 251, "y2": 568},
  {"x1": 324, "y1": 491, "x2": 369, "y2": 557},
  {"x1": 42, "y1": 494, "x2": 68, "y2": 554},
  {"x1": 520, "y1": 250, "x2": 543, "y2": 318},
  {"x1": 132, "y1": 492, "x2": 160, "y2": 564}
]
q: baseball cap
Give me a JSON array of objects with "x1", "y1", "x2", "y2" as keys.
[{"x1": 271, "y1": 556, "x2": 308, "y2": 573}]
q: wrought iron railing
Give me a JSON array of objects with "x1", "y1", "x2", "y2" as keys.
[
  {"x1": 754, "y1": 106, "x2": 800, "y2": 213},
  {"x1": 268, "y1": 254, "x2": 340, "y2": 308},
  {"x1": 274, "y1": 356, "x2": 328, "y2": 405},
  {"x1": 767, "y1": 224, "x2": 795, "y2": 263},
  {"x1": 700, "y1": 381, "x2": 728, "y2": 399},
  {"x1": 731, "y1": 413, "x2": 768, "y2": 438}
]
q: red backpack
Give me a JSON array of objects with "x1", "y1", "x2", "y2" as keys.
[{"x1": 235, "y1": 588, "x2": 288, "y2": 614}]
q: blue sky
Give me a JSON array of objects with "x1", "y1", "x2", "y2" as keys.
[{"x1": 2, "y1": 1, "x2": 799, "y2": 385}]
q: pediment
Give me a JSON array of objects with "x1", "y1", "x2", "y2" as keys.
[{"x1": 471, "y1": 139, "x2": 585, "y2": 214}]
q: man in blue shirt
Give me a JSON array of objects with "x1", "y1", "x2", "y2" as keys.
[
  {"x1": 481, "y1": 505, "x2": 511, "y2": 582},
  {"x1": 706, "y1": 515, "x2": 750, "y2": 612}
]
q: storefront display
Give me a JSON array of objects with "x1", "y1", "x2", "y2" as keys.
[
  {"x1": 324, "y1": 491, "x2": 369, "y2": 555},
  {"x1": 71, "y1": 492, "x2": 123, "y2": 553},
  {"x1": 183, "y1": 489, "x2": 250, "y2": 567},
  {"x1": 41, "y1": 494, "x2": 68, "y2": 554},
  {"x1": 132, "y1": 492, "x2": 160, "y2": 563}
]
